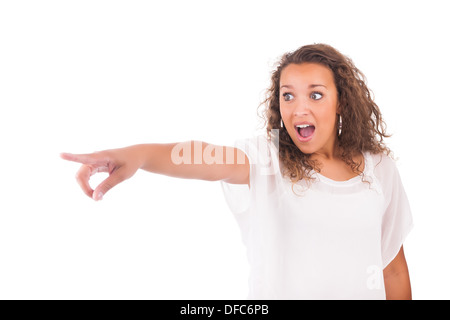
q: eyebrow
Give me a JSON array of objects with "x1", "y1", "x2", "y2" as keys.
[{"x1": 280, "y1": 84, "x2": 327, "y2": 90}]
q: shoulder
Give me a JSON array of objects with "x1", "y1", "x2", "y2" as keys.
[
  {"x1": 233, "y1": 134, "x2": 281, "y2": 178},
  {"x1": 368, "y1": 152, "x2": 405, "y2": 196},
  {"x1": 369, "y1": 152, "x2": 398, "y2": 177},
  {"x1": 234, "y1": 134, "x2": 276, "y2": 162}
]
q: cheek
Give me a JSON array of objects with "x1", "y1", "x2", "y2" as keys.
[
  {"x1": 279, "y1": 108, "x2": 291, "y2": 130},
  {"x1": 279, "y1": 105, "x2": 291, "y2": 123},
  {"x1": 316, "y1": 105, "x2": 338, "y2": 131}
]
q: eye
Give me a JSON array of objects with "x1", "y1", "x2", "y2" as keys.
[
  {"x1": 282, "y1": 92, "x2": 294, "y2": 102},
  {"x1": 310, "y1": 92, "x2": 323, "y2": 100}
]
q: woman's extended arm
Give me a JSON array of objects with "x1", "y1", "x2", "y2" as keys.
[
  {"x1": 383, "y1": 246, "x2": 412, "y2": 300},
  {"x1": 60, "y1": 141, "x2": 249, "y2": 201}
]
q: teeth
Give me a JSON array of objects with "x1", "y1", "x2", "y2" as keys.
[{"x1": 296, "y1": 124, "x2": 311, "y2": 128}]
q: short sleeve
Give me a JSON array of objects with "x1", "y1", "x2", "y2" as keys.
[
  {"x1": 220, "y1": 137, "x2": 261, "y2": 245},
  {"x1": 221, "y1": 135, "x2": 281, "y2": 251},
  {"x1": 221, "y1": 137, "x2": 259, "y2": 218},
  {"x1": 221, "y1": 135, "x2": 279, "y2": 214},
  {"x1": 221, "y1": 180, "x2": 250, "y2": 216},
  {"x1": 376, "y1": 155, "x2": 414, "y2": 268},
  {"x1": 220, "y1": 138, "x2": 253, "y2": 216}
]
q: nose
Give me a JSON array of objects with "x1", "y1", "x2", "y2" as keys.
[{"x1": 293, "y1": 100, "x2": 310, "y2": 117}]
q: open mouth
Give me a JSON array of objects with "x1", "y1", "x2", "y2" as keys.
[{"x1": 296, "y1": 124, "x2": 315, "y2": 141}]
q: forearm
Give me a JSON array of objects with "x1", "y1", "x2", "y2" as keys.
[
  {"x1": 384, "y1": 271, "x2": 412, "y2": 300},
  {"x1": 134, "y1": 141, "x2": 249, "y2": 184}
]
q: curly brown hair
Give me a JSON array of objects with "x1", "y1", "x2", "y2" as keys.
[{"x1": 260, "y1": 43, "x2": 391, "y2": 183}]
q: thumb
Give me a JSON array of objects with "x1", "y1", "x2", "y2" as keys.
[{"x1": 92, "y1": 166, "x2": 127, "y2": 201}]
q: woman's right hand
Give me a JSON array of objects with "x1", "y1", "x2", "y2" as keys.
[{"x1": 60, "y1": 145, "x2": 143, "y2": 201}]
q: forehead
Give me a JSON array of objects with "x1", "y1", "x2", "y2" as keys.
[{"x1": 280, "y1": 63, "x2": 335, "y2": 88}]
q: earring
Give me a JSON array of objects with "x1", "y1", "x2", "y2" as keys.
[
  {"x1": 338, "y1": 115, "x2": 342, "y2": 136},
  {"x1": 280, "y1": 118, "x2": 284, "y2": 128}
]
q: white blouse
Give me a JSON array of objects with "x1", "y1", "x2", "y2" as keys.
[{"x1": 221, "y1": 135, "x2": 413, "y2": 300}]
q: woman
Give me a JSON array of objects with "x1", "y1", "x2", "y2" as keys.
[{"x1": 61, "y1": 44, "x2": 413, "y2": 299}]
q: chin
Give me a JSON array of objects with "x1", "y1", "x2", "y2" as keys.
[
  {"x1": 298, "y1": 146, "x2": 315, "y2": 155},
  {"x1": 292, "y1": 141, "x2": 315, "y2": 155}
]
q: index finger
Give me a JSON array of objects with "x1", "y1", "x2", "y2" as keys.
[{"x1": 60, "y1": 152, "x2": 108, "y2": 166}]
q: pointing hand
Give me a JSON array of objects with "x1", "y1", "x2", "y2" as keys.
[{"x1": 60, "y1": 146, "x2": 142, "y2": 201}]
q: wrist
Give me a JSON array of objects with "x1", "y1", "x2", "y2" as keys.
[{"x1": 128, "y1": 144, "x2": 150, "y2": 170}]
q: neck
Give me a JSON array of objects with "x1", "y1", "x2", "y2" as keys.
[{"x1": 311, "y1": 141, "x2": 341, "y2": 162}]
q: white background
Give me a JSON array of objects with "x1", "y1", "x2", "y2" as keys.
[{"x1": 1, "y1": 0, "x2": 449, "y2": 299}]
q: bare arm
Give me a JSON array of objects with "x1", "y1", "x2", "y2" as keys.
[
  {"x1": 383, "y1": 246, "x2": 412, "y2": 300},
  {"x1": 60, "y1": 141, "x2": 249, "y2": 201},
  {"x1": 137, "y1": 141, "x2": 249, "y2": 184}
]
